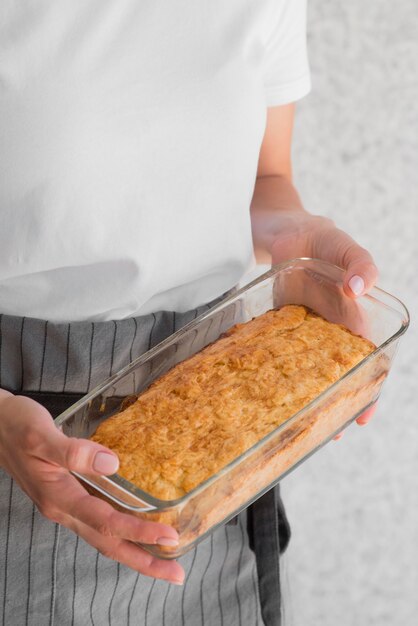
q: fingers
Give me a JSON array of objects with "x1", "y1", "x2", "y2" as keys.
[
  {"x1": 0, "y1": 394, "x2": 119, "y2": 477},
  {"x1": 313, "y1": 227, "x2": 378, "y2": 298},
  {"x1": 32, "y1": 472, "x2": 183, "y2": 582},
  {"x1": 54, "y1": 479, "x2": 180, "y2": 546},
  {"x1": 356, "y1": 404, "x2": 377, "y2": 426},
  {"x1": 70, "y1": 517, "x2": 185, "y2": 584},
  {"x1": 44, "y1": 432, "x2": 119, "y2": 476},
  {"x1": 74, "y1": 500, "x2": 181, "y2": 546},
  {"x1": 21, "y1": 409, "x2": 120, "y2": 476},
  {"x1": 60, "y1": 483, "x2": 184, "y2": 583},
  {"x1": 334, "y1": 404, "x2": 378, "y2": 442},
  {"x1": 268, "y1": 212, "x2": 379, "y2": 299},
  {"x1": 59, "y1": 435, "x2": 120, "y2": 475},
  {"x1": 0, "y1": 394, "x2": 184, "y2": 583},
  {"x1": 343, "y1": 248, "x2": 379, "y2": 298},
  {"x1": 21, "y1": 403, "x2": 179, "y2": 544}
]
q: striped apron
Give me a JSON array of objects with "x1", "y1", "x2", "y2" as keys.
[{"x1": 0, "y1": 292, "x2": 290, "y2": 626}]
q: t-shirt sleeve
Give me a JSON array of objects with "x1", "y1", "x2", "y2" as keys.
[{"x1": 262, "y1": 0, "x2": 311, "y2": 107}]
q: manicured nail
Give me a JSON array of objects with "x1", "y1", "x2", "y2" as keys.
[
  {"x1": 93, "y1": 452, "x2": 119, "y2": 474},
  {"x1": 348, "y1": 275, "x2": 364, "y2": 296},
  {"x1": 170, "y1": 578, "x2": 184, "y2": 586},
  {"x1": 156, "y1": 537, "x2": 179, "y2": 547},
  {"x1": 356, "y1": 418, "x2": 369, "y2": 426}
]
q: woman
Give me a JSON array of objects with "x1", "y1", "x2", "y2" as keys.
[{"x1": 0, "y1": 1, "x2": 377, "y2": 624}]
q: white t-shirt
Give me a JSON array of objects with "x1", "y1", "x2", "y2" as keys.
[{"x1": 0, "y1": 0, "x2": 310, "y2": 322}]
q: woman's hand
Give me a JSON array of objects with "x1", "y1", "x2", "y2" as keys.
[
  {"x1": 267, "y1": 209, "x2": 378, "y2": 298},
  {"x1": 266, "y1": 209, "x2": 379, "y2": 435},
  {"x1": 251, "y1": 106, "x2": 380, "y2": 439},
  {"x1": 333, "y1": 404, "x2": 377, "y2": 440},
  {"x1": 252, "y1": 105, "x2": 378, "y2": 298},
  {"x1": 0, "y1": 390, "x2": 185, "y2": 585}
]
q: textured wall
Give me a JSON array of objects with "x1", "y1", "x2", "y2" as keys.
[{"x1": 280, "y1": 1, "x2": 418, "y2": 625}]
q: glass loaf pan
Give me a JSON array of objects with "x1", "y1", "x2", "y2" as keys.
[{"x1": 55, "y1": 258, "x2": 409, "y2": 559}]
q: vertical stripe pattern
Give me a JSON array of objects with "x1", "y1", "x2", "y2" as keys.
[
  {"x1": 0, "y1": 286, "x2": 273, "y2": 625},
  {"x1": 71, "y1": 536, "x2": 79, "y2": 626},
  {"x1": 25, "y1": 505, "x2": 36, "y2": 626},
  {"x1": 1, "y1": 477, "x2": 13, "y2": 626}
]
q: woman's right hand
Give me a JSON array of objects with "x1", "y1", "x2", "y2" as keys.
[{"x1": 0, "y1": 390, "x2": 185, "y2": 585}]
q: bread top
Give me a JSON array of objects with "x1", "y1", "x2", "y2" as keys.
[{"x1": 91, "y1": 305, "x2": 375, "y2": 500}]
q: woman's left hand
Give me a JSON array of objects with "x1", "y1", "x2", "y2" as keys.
[
  {"x1": 266, "y1": 209, "x2": 378, "y2": 299},
  {"x1": 251, "y1": 106, "x2": 379, "y2": 439},
  {"x1": 267, "y1": 208, "x2": 379, "y2": 435}
]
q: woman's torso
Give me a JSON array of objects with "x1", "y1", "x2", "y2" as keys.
[{"x1": 0, "y1": 0, "x2": 283, "y2": 322}]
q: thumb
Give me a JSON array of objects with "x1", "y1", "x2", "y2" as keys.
[
  {"x1": 42, "y1": 427, "x2": 120, "y2": 476},
  {"x1": 314, "y1": 227, "x2": 379, "y2": 298},
  {"x1": 1, "y1": 393, "x2": 120, "y2": 476},
  {"x1": 343, "y1": 245, "x2": 379, "y2": 299}
]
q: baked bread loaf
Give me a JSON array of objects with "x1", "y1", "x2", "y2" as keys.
[{"x1": 91, "y1": 305, "x2": 378, "y2": 502}]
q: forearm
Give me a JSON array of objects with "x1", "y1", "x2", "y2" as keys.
[{"x1": 250, "y1": 174, "x2": 306, "y2": 264}]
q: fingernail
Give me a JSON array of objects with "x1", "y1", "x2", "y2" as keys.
[
  {"x1": 348, "y1": 275, "x2": 364, "y2": 296},
  {"x1": 156, "y1": 537, "x2": 179, "y2": 547},
  {"x1": 170, "y1": 578, "x2": 184, "y2": 586},
  {"x1": 93, "y1": 452, "x2": 119, "y2": 474}
]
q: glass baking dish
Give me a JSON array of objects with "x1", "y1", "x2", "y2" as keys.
[{"x1": 55, "y1": 258, "x2": 409, "y2": 559}]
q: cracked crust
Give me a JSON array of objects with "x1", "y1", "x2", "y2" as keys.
[{"x1": 90, "y1": 305, "x2": 377, "y2": 501}]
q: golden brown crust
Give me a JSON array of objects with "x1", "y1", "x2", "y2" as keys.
[{"x1": 90, "y1": 305, "x2": 376, "y2": 501}]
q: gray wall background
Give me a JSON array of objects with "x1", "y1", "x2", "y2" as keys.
[{"x1": 251, "y1": 1, "x2": 418, "y2": 625}]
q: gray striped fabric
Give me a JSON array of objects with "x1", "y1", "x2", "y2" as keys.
[{"x1": 0, "y1": 292, "x2": 265, "y2": 626}]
